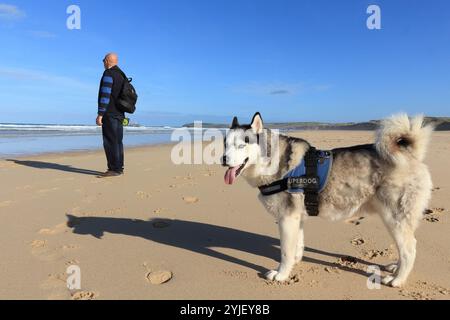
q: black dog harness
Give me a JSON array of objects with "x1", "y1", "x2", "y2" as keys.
[{"x1": 258, "y1": 147, "x2": 333, "y2": 216}]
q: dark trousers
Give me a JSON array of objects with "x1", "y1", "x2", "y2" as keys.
[{"x1": 102, "y1": 115, "x2": 124, "y2": 172}]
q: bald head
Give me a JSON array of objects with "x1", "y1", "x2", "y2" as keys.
[{"x1": 103, "y1": 53, "x2": 118, "y2": 69}]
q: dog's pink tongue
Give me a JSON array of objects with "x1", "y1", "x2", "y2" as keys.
[{"x1": 224, "y1": 167, "x2": 239, "y2": 185}]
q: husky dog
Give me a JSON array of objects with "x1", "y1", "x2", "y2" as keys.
[{"x1": 222, "y1": 112, "x2": 434, "y2": 287}]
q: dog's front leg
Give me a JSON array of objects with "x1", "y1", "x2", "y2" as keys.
[
  {"x1": 295, "y1": 219, "x2": 305, "y2": 263},
  {"x1": 266, "y1": 213, "x2": 300, "y2": 282}
]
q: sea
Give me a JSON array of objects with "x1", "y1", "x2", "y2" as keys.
[{"x1": 0, "y1": 123, "x2": 183, "y2": 157}]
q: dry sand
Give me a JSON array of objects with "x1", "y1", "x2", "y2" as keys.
[{"x1": 0, "y1": 131, "x2": 449, "y2": 300}]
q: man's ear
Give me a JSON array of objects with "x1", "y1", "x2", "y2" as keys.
[
  {"x1": 231, "y1": 117, "x2": 239, "y2": 128},
  {"x1": 251, "y1": 112, "x2": 264, "y2": 134}
]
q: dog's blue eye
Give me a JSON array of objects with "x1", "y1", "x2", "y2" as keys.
[{"x1": 238, "y1": 144, "x2": 246, "y2": 149}]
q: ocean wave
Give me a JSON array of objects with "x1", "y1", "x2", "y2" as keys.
[{"x1": 0, "y1": 123, "x2": 176, "y2": 134}]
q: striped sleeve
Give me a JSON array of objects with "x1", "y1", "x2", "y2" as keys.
[{"x1": 98, "y1": 73, "x2": 114, "y2": 115}]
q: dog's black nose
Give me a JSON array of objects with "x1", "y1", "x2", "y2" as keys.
[{"x1": 221, "y1": 155, "x2": 228, "y2": 167}]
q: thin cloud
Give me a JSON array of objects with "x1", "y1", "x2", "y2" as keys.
[
  {"x1": 0, "y1": 67, "x2": 92, "y2": 90},
  {"x1": 232, "y1": 82, "x2": 331, "y2": 96},
  {"x1": 311, "y1": 84, "x2": 332, "y2": 92},
  {"x1": 0, "y1": 4, "x2": 26, "y2": 21},
  {"x1": 28, "y1": 30, "x2": 57, "y2": 39},
  {"x1": 270, "y1": 90, "x2": 290, "y2": 95}
]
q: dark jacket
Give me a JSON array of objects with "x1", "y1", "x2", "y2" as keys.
[{"x1": 98, "y1": 65, "x2": 125, "y2": 118}]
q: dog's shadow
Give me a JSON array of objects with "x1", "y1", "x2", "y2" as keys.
[{"x1": 67, "y1": 215, "x2": 382, "y2": 278}]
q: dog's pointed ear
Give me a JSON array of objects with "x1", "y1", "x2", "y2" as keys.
[
  {"x1": 231, "y1": 117, "x2": 239, "y2": 128},
  {"x1": 251, "y1": 112, "x2": 264, "y2": 134}
]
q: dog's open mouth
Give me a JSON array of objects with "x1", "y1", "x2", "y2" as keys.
[{"x1": 224, "y1": 158, "x2": 249, "y2": 185}]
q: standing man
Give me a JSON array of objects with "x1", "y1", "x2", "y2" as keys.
[{"x1": 96, "y1": 52, "x2": 126, "y2": 177}]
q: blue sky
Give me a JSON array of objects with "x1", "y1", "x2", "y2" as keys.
[{"x1": 0, "y1": 0, "x2": 449, "y2": 126}]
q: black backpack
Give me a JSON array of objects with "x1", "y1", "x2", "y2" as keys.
[{"x1": 117, "y1": 70, "x2": 138, "y2": 114}]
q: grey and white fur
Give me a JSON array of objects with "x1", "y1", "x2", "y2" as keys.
[{"x1": 222, "y1": 112, "x2": 434, "y2": 287}]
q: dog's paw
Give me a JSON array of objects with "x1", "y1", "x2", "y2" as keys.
[
  {"x1": 389, "y1": 278, "x2": 406, "y2": 288},
  {"x1": 265, "y1": 270, "x2": 289, "y2": 282},
  {"x1": 265, "y1": 270, "x2": 278, "y2": 281},
  {"x1": 384, "y1": 263, "x2": 398, "y2": 273},
  {"x1": 381, "y1": 275, "x2": 395, "y2": 286},
  {"x1": 382, "y1": 275, "x2": 405, "y2": 288}
]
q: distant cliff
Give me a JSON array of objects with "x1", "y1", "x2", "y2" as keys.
[{"x1": 182, "y1": 117, "x2": 450, "y2": 131}]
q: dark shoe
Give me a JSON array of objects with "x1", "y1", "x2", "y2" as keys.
[{"x1": 97, "y1": 170, "x2": 123, "y2": 178}]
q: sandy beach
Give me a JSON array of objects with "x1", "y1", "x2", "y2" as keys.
[{"x1": 0, "y1": 130, "x2": 449, "y2": 300}]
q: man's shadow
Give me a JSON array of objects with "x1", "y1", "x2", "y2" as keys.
[
  {"x1": 67, "y1": 215, "x2": 383, "y2": 277},
  {"x1": 7, "y1": 159, "x2": 102, "y2": 176}
]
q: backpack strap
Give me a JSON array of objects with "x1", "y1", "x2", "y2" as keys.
[{"x1": 115, "y1": 67, "x2": 131, "y2": 83}]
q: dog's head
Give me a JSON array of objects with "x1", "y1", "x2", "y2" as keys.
[{"x1": 222, "y1": 112, "x2": 265, "y2": 185}]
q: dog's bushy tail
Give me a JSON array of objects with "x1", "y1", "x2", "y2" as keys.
[{"x1": 375, "y1": 113, "x2": 434, "y2": 165}]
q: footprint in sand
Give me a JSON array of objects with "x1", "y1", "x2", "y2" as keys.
[
  {"x1": 31, "y1": 238, "x2": 78, "y2": 262},
  {"x1": 324, "y1": 267, "x2": 342, "y2": 274},
  {"x1": 61, "y1": 244, "x2": 79, "y2": 250},
  {"x1": 399, "y1": 281, "x2": 449, "y2": 300},
  {"x1": 39, "y1": 223, "x2": 68, "y2": 235},
  {"x1": 424, "y1": 208, "x2": 444, "y2": 223},
  {"x1": 153, "y1": 208, "x2": 169, "y2": 215},
  {"x1": 31, "y1": 240, "x2": 47, "y2": 248},
  {"x1": 202, "y1": 170, "x2": 216, "y2": 177},
  {"x1": 345, "y1": 217, "x2": 365, "y2": 226},
  {"x1": 146, "y1": 270, "x2": 173, "y2": 285},
  {"x1": 307, "y1": 279, "x2": 319, "y2": 288},
  {"x1": 0, "y1": 200, "x2": 13, "y2": 208},
  {"x1": 37, "y1": 187, "x2": 60, "y2": 194},
  {"x1": 103, "y1": 208, "x2": 122, "y2": 215},
  {"x1": 399, "y1": 289, "x2": 432, "y2": 300},
  {"x1": 170, "y1": 182, "x2": 198, "y2": 189},
  {"x1": 286, "y1": 274, "x2": 302, "y2": 285},
  {"x1": 350, "y1": 237, "x2": 366, "y2": 246},
  {"x1": 33, "y1": 250, "x2": 64, "y2": 262},
  {"x1": 65, "y1": 259, "x2": 80, "y2": 266},
  {"x1": 425, "y1": 208, "x2": 445, "y2": 215},
  {"x1": 71, "y1": 291, "x2": 98, "y2": 300},
  {"x1": 306, "y1": 266, "x2": 320, "y2": 274},
  {"x1": 424, "y1": 216, "x2": 440, "y2": 223},
  {"x1": 362, "y1": 248, "x2": 394, "y2": 260},
  {"x1": 41, "y1": 272, "x2": 74, "y2": 300},
  {"x1": 183, "y1": 196, "x2": 199, "y2": 204},
  {"x1": 30, "y1": 240, "x2": 64, "y2": 262},
  {"x1": 336, "y1": 256, "x2": 360, "y2": 268},
  {"x1": 136, "y1": 191, "x2": 152, "y2": 199},
  {"x1": 174, "y1": 175, "x2": 194, "y2": 181},
  {"x1": 222, "y1": 270, "x2": 250, "y2": 280},
  {"x1": 41, "y1": 273, "x2": 67, "y2": 290}
]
